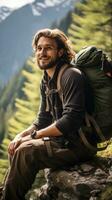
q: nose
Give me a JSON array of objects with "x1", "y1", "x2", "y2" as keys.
[{"x1": 40, "y1": 48, "x2": 47, "y2": 55}]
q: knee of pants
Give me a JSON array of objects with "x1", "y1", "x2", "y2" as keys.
[
  {"x1": 14, "y1": 140, "x2": 45, "y2": 164},
  {"x1": 14, "y1": 143, "x2": 35, "y2": 167}
]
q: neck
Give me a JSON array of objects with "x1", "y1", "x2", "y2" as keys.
[{"x1": 46, "y1": 65, "x2": 56, "y2": 78}]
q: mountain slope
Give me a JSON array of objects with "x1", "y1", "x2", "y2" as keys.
[{"x1": 0, "y1": 0, "x2": 76, "y2": 87}]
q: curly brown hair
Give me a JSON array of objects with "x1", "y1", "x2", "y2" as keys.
[{"x1": 32, "y1": 28, "x2": 75, "y2": 63}]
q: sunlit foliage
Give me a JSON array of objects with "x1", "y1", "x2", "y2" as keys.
[{"x1": 68, "y1": 0, "x2": 112, "y2": 58}]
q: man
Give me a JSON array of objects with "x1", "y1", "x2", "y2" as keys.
[{"x1": 1, "y1": 28, "x2": 96, "y2": 199}]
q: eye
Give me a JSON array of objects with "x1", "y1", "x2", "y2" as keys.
[
  {"x1": 36, "y1": 46, "x2": 57, "y2": 52},
  {"x1": 45, "y1": 46, "x2": 58, "y2": 51},
  {"x1": 46, "y1": 46, "x2": 53, "y2": 51},
  {"x1": 37, "y1": 46, "x2": 42, "y2": 51}
]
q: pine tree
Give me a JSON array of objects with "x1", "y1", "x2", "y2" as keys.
[
  {"x1": 68, "y1": 0, "x2": 112, "y2": 57},
  {"x1": 8, "y1": 58, "x2": 42, "y2": 139},
  {"x1": 0, "y1": 58, "x2": 42, "y2": 184}
]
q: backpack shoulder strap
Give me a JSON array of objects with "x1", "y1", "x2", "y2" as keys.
[
  {"x1": 57, "y1": 64, "x2": 71, "y2": 102},
  {"x1": 57, "y1": 64, "x2": 69, "y2": 91}
]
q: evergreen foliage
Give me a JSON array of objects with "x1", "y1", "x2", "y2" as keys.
[
  {"x1": 0, "y1": 58, "x2": 42, "y2": 184},
  {"x1": 68, "y1": 0, "x2": 112, "y2": 58},
  {"x1": 0, "y1": 65, "x2": 27, "y2": 142},
  {"x1": 8, "y1": 58, "x2": 42, "y2": 138}
]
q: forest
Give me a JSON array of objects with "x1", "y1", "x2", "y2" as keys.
[{"x1": 0, "y1": 0, "x2": 112, "y2": 199}]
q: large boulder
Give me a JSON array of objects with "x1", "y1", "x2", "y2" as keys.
[{"x1": 38, "y1": 156, "x2": 112, "y2": 200}]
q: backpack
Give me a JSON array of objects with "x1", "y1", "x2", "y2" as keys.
[{"x1": 57, "y1": 46, "x2": 112, "y2": 151}]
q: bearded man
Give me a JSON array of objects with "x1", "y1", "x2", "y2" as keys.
[{"x1": 1, "y1": 29, "x2": 96, "y2": 200}]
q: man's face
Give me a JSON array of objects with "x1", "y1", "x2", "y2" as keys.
[{"x1": 36, "y1": 36, "x2": 62, "y2": 70}]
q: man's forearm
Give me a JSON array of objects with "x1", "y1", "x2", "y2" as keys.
[
  {"x1": 15, "y1": 124, "x2": 36, "y2": 139},
  {"x1": 34, "y1": 122, "x2": 62, "y2": 139}
]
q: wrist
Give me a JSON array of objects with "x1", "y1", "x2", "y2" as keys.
[{"x1": 31, "y1": 130, "x2": 37, "y2": 139}]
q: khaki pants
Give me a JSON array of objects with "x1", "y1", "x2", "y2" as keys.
[{"x1": 2, "y1": 138, "x2": 95, "y2": 200}]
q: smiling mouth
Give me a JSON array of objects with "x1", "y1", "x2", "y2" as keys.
[
  {"x1": 40, "y1": 57, "x2": 49, "y2": 62},
  {"x1": 41, "y1": 58, "x2": 48, "y2": 60}
]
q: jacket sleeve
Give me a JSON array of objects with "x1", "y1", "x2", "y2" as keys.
[
  {"x1": 33, "y1": 80, "x2": 52, "y2": 130},
  {"x1": 55, "y1": 67, "x2": 86, "y2": 138}
]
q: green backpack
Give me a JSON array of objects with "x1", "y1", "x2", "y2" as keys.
[{"x1": 57, "y1": 46, "x2": 112, "y2": 151}]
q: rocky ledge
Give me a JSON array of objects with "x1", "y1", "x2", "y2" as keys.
[{"x1": 37, "y1": 156, "x2": 112, "y2": 200}]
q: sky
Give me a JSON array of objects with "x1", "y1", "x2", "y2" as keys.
[{"x1": 0, "y1": 0, "x2": 35, "y2": 9}]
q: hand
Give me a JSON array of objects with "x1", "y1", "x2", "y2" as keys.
[
  {"x1": 20, "y1": 135, "x2": 32, "y2": 143},
  {"x1": 8, "y1": 137, "x2": 22, "y2": 156},
  {"x1": 8, "y1": 134, "x2": 32, "y2": 156},
  {"x1": 8, "y1": 125, "x2": 36, "y2": 156}
]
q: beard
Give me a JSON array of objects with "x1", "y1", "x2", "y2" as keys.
[{"x1": 37, "y1": 56, "x2": 59, "y2": 70}]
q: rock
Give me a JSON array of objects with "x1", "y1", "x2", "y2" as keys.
[{"x1": 37, "y1": 156, "x2": 112, "y2": 200}]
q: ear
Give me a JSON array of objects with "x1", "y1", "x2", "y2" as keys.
[{"x1": 58, "y1": 49, "x2": 64, "y2": 57}]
